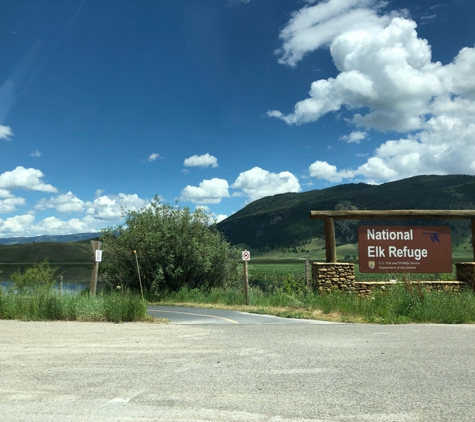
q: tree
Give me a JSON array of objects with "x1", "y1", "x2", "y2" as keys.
[{"x1": 100, "y1": 197, "x2": 240, "y2": 293}]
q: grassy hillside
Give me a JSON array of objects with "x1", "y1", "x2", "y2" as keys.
[
  {"x1": 217, "y1": 174, "x2": 475, "y2": 251},
  {"x1": 0, "y1": 232, "x2": 99, "y2": 246},
  {"x1": 0, "y1": 241, "x2": 92, "y2": 264}
]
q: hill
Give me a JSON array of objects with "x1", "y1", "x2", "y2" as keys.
[
  {"x1": 0, "y1": 241, "x2": 92, "y2": 264},
  {"x1": 217, "y1": 174, "x2": 475, "y2": 251},
  {"x1": 0, "y1": 232, "x2": 99, "y2": 246}
]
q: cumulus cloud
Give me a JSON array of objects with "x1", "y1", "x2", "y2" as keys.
[
  {"x1": 180, "y1": 178, "x2": 230, "y2": 204},
  {"x1": 0, "y1": 192, "x2": 150, "y2": 237},
  {"x1": 269, "y1": 0, "x2": 475, "y2": 183},
  {"x1": 214, "y1": 214, "x2": 228, "y2": 223},
  {"x1": 36, "y1": 192, "x2": 149, "y2": 220},
  {"x1": 340, "y1": 131, "x2": 367, "y2": 143},
  {"x1": 0, "y1": 214, "x2": 36, "y2": 237},
  {"x1": 86, "y1": 193, "x2": 148, "y2": 220},
  {"x1": 0, "y1": 166, "x2": 57, "y2": 192},
  {"x1": 30, "y1": 150, "x2": 41, "y2": 157},
  {"x1": 231, "y1": 167, "x2": 301, "y2": 202},
  {"x1": 0, "y1": 125, "x2": 13, "y2": 140},
  {"x1": 195, "y1": 206, "x2": 228, "y2": 224},
  {"x1": 0, "y1": 189, "x2": 13, "y2": 198},
  {"x1": 309, "y1": 161, "x2": 354, "y2": 183},
  {"x1": 148, "y1": 153, "x2": 160, "y2": 162},
  {"x1": 35, "y1": 191, "x2": 86, "y2": 214},
  {"x1": 0, "y1": 214, "x2": 103, "y2": 238},
  {"x1": 183, "y1": 153, "x2": 219, "y2": 168},
  {"x1": 0, "y1": 197, "x2": 26, "y2": 213}
]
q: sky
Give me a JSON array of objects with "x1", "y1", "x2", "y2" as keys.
[{"x1": 1, "y1": 0, "x2": 475, "y2": 238}]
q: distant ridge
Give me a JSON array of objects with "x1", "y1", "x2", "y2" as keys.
[
  {"x1": 217, "y1": 174, "x2": 475, "y2": 250},
  {"x1": 0, "y1": 232, "x2": 100, "y2": 246}
]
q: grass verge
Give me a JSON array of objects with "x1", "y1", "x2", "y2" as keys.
[
  {"x1": 0, "y1": 291, "x2": 151, "y2": 323},
  {"x1": 150, "y1": 285, "x2": 475, "y2": 324}
]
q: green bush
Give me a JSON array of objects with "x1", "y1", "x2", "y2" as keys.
[
  {"x1": 10, "y1": 259, "x2": 62, "y2": 294},
  {"x1": 100, "y1": 197, "x2": 240, "y2": 293}
]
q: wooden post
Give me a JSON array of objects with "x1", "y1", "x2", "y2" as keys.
[
  {"x1": 90, "y1": 240, "x2": 102, "y2": 295},
  {"x1": 305, "y1": 258, "x2": 310, "y2": 286},
  {"x1": 244, "y1": 260, "x2": 249, "y2": 305},
  {"x1": 134, "y1": 250, "x2": 144, "y2": 300},
  {"x1": 324, "y1": 217, "x2": 337, "y2": 263},
  {"x1": 471, "y1": 219, "x2": 475, "y2": 262}
]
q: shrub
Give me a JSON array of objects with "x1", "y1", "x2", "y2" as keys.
[
  {"x1": 10, "y1": 259, "x2": 62, "y2": 294},
  {"x1": 100, "y1": 197, "x2": 240, "y2": 293}
]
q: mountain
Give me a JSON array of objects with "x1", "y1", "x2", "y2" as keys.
[
  {"x1": 0, "y1": 232, "x2": 100, "y2": 246},
  {"x1": 217, "y1": 175, "x2": 475, "y2": 250}
]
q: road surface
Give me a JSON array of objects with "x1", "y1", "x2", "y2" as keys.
[{"x1": 148, "y1": 305, "x2": 337, "y2": 324}]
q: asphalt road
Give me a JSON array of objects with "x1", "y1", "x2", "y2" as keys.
[{"x1": 148, "y1": 305, "x2": 337, "y2": 324}]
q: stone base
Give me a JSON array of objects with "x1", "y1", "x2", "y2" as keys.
[
  {"x1": 312, "y1": 262, "x2": 355, "y2": 294},
  {"x1": 354, "y1": 280, "x2": 467, "y2": 297},
  {"x1": 455, "y1": 262, "x2": 475, "y2": 291}
]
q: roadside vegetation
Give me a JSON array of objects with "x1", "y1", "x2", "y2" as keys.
[
  {"x1": 0, "y1": 259, "x2": 148, "y2": 322},
  {"x1": 153, "y1": 277, "x2": 475, "y2": 324}
]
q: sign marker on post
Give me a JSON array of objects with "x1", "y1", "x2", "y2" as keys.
[{"x1": 90, "y1": 240, "x2": 102, "y2": 295}]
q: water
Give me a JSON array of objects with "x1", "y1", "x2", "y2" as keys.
[
  {"x1": 0, "y1": 279, "x2": 92, "y2": 294},
  {"x1": 0, "y1": 266, "x2": 99, "y2": 294}
]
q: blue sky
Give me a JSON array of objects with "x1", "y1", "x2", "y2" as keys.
[{"x1": 1, "y1": 0, "x2": 475, "y2": 237}]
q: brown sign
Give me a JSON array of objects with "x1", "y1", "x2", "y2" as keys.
[{"x1": 358, "y1": 226, "x2": 452, "y2": 273}]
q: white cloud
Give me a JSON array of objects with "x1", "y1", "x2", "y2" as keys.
[
  {"x1": 232, "y1": 167, "x2": 301, "y2": 202},
  {"x1": 309, "y1": 161, "x2": 354, "y2": 183},
  {"x1": 214, "y1": 214, "x2": 227, "y2": 223},
  {"x1": 0, "y1": 215, "x2": 36, "y2": 237},
  {"x1": 180, "y1": 178, "x2": 230, "y2": 204},
  {"x1": 148, "y1": 153, "x2": 160, "y2": 162},
  {"x1": 35, "y1": 191, "x2": 86, "y2": 214},
  {"x1": 0, "y1": 166, "x2": 57, "y2": 192},
  {"x1": 340, "y1": 131, "x2": 367, "y2": 143},
  {"x1": 183, "y1": 153, "x2": 219, "y2": 168},
  {"x1": 0, "y1": 192, "x2": 150, "y2": 238},
  {"x1": 0, "y1": 197, "x2": 26, "y2": 213},
  {"x1": 36, "y1": 192, "x2": 149, "y2": 220},
  {"x1": 86, "y1": 193, "x2": 149, "y2": 220},
  {"x1": 195, "y1": 206, "x2": 227, "y2": 224},
  {"x1": 30, "y1": 150, "x2": 41, "y2": 157},
  {"x1": 270, "y1": 0, "x2": 475, "y2": 183},
  {"x1": 0, "y1": 125, "x2": 13, "y2": 140},
  {"x1": 275, "y1": 0, "x2": 394, "y2": 67},
  {"x1": 0, "y1": 189, "x2": 13, "y2": 198}
]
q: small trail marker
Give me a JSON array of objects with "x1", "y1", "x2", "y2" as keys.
[{"x1": 242, "y1": 250, "x2": 250, "y2": 305}]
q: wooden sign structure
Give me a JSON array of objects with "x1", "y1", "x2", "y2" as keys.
[{"x1": 310, "y1": 210, "x2": 475, "y2": 263}]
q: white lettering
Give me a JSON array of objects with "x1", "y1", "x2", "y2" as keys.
[
  {"x1": 388, "y1": 246, "x2": 428, "y2": 261},
  {"x1": 366, "y1": 228, "x2": 414, "y2": 241}
]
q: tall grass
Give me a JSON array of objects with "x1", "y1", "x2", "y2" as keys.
[
  {"x1": 157, "y1": 284, "x2": 475, "y2": 324},
  {"x1": 0, "y1": 291, "x2": 148, "y2": 323}
]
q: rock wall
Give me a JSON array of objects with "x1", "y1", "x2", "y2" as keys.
[
  {"x1": 311, "y1": 263, "x2": 356, "y2": 293},
  {"x1": 312, "y1": 262, "x2": 470, "y2": 296},
  {"x1": 455, "y1": 262, "x2": 475, "y2": 291}
]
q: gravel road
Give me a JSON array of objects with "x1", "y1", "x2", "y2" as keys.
[{"x1": 1, "y1": 320, "x2": 474, "y2": 421}]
